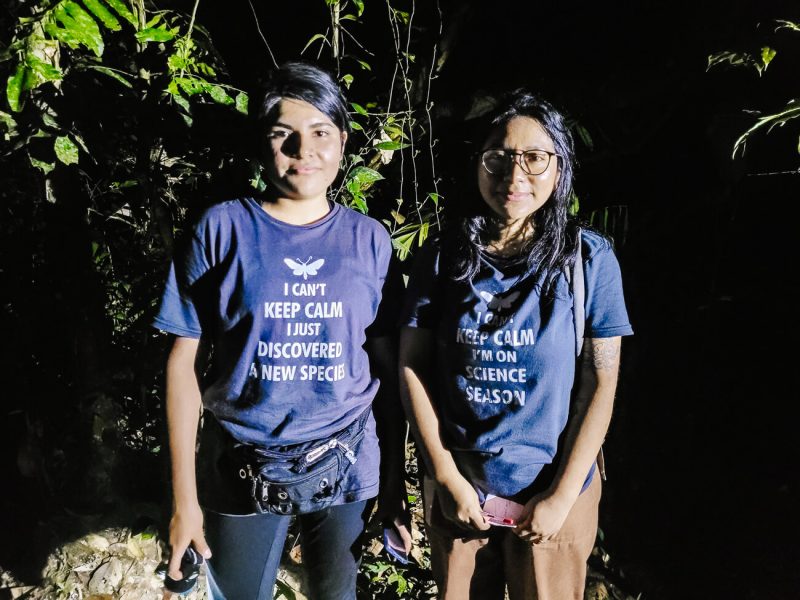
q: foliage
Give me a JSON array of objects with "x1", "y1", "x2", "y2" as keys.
[
  {"x1": 707, "y1": 19, "x2": 800, "y2": 161},
  {"x1": 1, "y1": 1, "x2": 637, "y2": 598}
]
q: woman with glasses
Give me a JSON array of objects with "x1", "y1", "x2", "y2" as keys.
[
  {"x1": 154, "y1": 60, "x2": 409, "y2": 599},
  {"x1": 399, "y1": 90, "x2": 633, "y2": 599}
]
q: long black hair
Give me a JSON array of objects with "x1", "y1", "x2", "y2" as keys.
[
  {"x1": 446, "y1": 90, "x2": 579, "y2": 294},
  {"x1": 253, "y1": 60, "x2": 350, "y2": 133}
]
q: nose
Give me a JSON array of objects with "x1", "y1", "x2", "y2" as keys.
[
  {"x1": 503, "y1": 156, "x2": 528, "y2": 181},
  {"x1": 281, "y1": 132, "x2": 312, "y2": 158}
]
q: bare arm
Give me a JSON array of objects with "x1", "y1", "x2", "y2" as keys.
[
  {"x1": 398, "y1": 327, "x2": 489, "y2": 531},
  {"x1": 515, "y1": 336, "x2": 622, "y2": 542},
  {"x1": 367, "y1": 335, "x2": 413, "y2": 552},
  {"x1": 165, "y1": 336, "x2": 211, "y2": 578}
]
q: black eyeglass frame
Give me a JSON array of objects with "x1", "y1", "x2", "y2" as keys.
[{"x1": 478, "y1": 148, "x2": 562, "y2": 176}]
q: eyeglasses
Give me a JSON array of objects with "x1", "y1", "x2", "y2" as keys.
[{"x1": 479, "y1": 149, "x2": 560, "y2": 176}]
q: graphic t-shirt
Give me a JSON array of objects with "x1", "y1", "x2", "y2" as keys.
[
  {"x1": 402, "y1": 229, "x2": 633, "y2": 501},
  {"x1": 153, "y1": 198, "x2": 398, "y2": 504}
]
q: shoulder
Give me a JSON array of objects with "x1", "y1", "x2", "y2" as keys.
[
  {"x1": 578, "y1": 227, "x2": 615, "y2": 262},
  {"x1": 188, "y1": 198, "x2": 251, "y2": 235},
  {"x1": 335, "y1": 205, "x2": 393, "y2": 247}
]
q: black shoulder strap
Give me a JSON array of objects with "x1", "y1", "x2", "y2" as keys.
[{"x1": 571, "y1": 228, "x2": 585, "y2": 357}]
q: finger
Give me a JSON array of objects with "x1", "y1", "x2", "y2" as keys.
[
  {"x1": 167, "y1": 543, "x2": 187, "y2": 581},
  {"x1": 472, "y1": 513, "x2": 491, "y2": 531}
]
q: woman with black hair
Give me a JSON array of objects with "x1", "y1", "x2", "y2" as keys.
[
  {"x1": 154, "y1": 60, "x2": 409, "y2": 599},
  {"x1": 399, "y1": 91, "x2": 633, "y2": 599}
]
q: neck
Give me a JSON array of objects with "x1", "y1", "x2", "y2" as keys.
[
  {"x1": 485, "y1": 218, "x2": 534, "y2": 256},
  {"x1": 260, "y1": 194, "x2": 331, "y2": 226}
]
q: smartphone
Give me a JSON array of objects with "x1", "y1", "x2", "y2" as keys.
[
  {"x1": 383, "y1": 526, "x2": 409, "y2": 564},
  {"x1": 481, "y1": 495, "x2": 525, "y2": 528},
  {"x1": 481, "y1": 512, "x2": 517, "y2": 527}
]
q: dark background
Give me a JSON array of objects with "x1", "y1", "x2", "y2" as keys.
[{"x1": 3, "y1": 1, "x2": 799, "y2": 598}]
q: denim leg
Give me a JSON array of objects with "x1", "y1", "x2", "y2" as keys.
[
  {"x1": 298, "y1": 500, "x2": 372, "y2": 600},
  {"x1": 204, "y1": 509, "x2": 292, "y2": 600}
]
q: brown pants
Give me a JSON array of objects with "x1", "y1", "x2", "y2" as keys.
[{"x1": 425, "y1": 473, "x2": 601, "y2": 600}]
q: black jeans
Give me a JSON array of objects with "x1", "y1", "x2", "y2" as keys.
[{"x1": 204, "y1": 500, "x2": 372, "y2": 600}]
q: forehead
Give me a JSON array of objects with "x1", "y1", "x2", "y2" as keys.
[
  {"x1": 484, "y1": 116, "x2": 554, "y2": 150},
  {"x1": 268, "y1": 98, "x2": 336, "y2": 128}
]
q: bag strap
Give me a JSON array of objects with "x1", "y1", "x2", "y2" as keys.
[
  {"x1": 568, "y1": 229, "x2": 607, "y2": 480},
  {"x1": 568, "y1": 228, "x2": 585, "y2": 358}
]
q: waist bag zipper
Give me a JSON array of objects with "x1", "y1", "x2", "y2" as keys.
[{"x1": 304, "y1": 438, "x2": 358, "y2": 465}]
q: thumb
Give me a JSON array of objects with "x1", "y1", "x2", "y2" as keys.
[{"x1": 194, "y1": 535, "x2": 213, "y2": 560}]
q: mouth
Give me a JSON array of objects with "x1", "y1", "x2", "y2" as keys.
[
  {"x1": 288, "y1": 165, "x2": 320, "y2": 175},
  {"x1": 500, "y1": 191, "x2": 532, "y2": 202}
]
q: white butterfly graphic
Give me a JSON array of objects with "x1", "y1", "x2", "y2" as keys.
[
  {"x1": 479, "y1": 290, "x2": 520, "y2": 312},
  {"x1": 284, "y1": 257, "x2": 325, "y2": 280}
]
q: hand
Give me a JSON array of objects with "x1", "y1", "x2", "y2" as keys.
[
  {"x1": 373, "y1": 471, "x2": 408, "y2": 526},
  {"x1": 167, "y1": 502, "x2": 212, "y2": 581},
  {"x1": 514, "y1": 491, "x2": 575, "y2": 544},
  {"x1": 435, "y1": 472, "x2": 490, "y2": 532}
]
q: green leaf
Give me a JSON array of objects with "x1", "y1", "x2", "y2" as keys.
[
  {"x1": 340, "y1": 73, "x2": 353, "y2": 89},
  {"x1": 349, "y1": 120, "x2": 363, "y2": 131},
  {"x1": 135, "y1": 26, "x2": 176, "y2": 43},
  {"x1": 356, "y1": 59, "x2": 371, "y2": 71},
  {"x1": 374, "y1": 140, "x2": 407, "y2": 151},
  {"x1": 775, "y1": 19, "x2": 800, "y2": 32},
  {"x1": 235, "y1": 91, "x2": 248, "y2": 115},
  {"x1": 6, "y1": 63, "x2": 27, "y2": 112},
  {"x1": 167, "y1": 53, "x2": 187, "y2": 72},
  {"x1": 194, "y1": 62, "x2": 216, "y2": 77},
  {"x1": 81, "y1": 0, "x2": 121, "y2": 31},
  {"x1": 208, "y1": 85, "x2": 234, "y2": 105},
  {"x1": 48, "y1": 1, "x2": 105, "y2": 57},
  {"x1": 0, "y1": 110, "x2": 18, "y2": 134},
  {"x1": 86, "y1": 65, "x2": 133, "y2": 87},
  {"x1": 171, "y1": 93, "x2": 191, "y2": 114},
  {"x1": 340, "y1": 13, "x2": 357, "y2": 22},
  {"x1": 302, "y1": 33, "x2": 329, "y2": 54},
  {"x1": 350, "y1": 102, "x2": 368, "y2": 116},
  {"x1": 427, "y1": 192, "x2": 441, "y2": 206},
  {"x1": 41, "y1": 112, "x2": 59, "y2": 128},
  {"x1": 103, "y1": 0, "x2": 137, "y2": 26},
  {"x1": 173, "y1": 76, "x2": 209, "y2": 96},
  {"x1": 350, "y1": 165, "x2": 384, "y2": 186},
  {"x1": 760, "y1": 46, "x2": 776, "y2": 70},
  {"x1": 352, "y1": 0, "x2": 364, "y2": 16},
  {"x1": 54, "y1": 135, "x2": 79, "y2": 165},
  {"x1": 26, "y1": 55, "x2": 63, "y2": 84},
  {"x1": 29, "y1": 155, "x2": 55, "y2": 174}
]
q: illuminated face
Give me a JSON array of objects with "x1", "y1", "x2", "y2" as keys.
[
  {"x1": 477, "y1": 116, "x2": 559, "y2": 223},
  {"x1": 262, "y1": 98, "x2": 347, "y2": 202}
]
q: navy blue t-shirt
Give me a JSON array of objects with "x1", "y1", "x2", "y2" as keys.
[
  {"x1": 402, "y1": 230, "x2": 633, "y2": 501},
  {"x1": 154, "y1": 198, "x2": 398, "y2": 505}
]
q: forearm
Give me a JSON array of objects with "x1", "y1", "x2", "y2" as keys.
[
  {"x1": 550, "y1": 337, "x2": 621, "y2": 501},
  {"x1": 166, "y1": 336, "x2": 203, "y2": 510},
  {"x1": 398, "y1": 328, "x2": 460, "y2": 484}
]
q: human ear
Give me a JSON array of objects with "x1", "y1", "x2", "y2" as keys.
[{"x1": 340, "y1": 130, "x2": 348, "y2": 153}]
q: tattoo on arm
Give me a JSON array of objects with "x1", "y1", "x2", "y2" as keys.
[{"x1": 589, "y1": 338, "x2": 621, "y2": 371}]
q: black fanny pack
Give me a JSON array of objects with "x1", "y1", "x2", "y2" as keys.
[{"x1": 229, "y1": 407, "x2": 370, "y2": 515}]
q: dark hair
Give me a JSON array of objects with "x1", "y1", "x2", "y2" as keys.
[
  {"x1": 254, "y1": 60, "x2": 350, "y2": 133},
  {"x1": 446, "y1": 90, "x2": 579, "y2": 294}
]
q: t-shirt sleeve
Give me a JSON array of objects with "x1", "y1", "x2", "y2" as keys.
[
  {"x1": 401, "y1": 241, "x2": 442, "y2": 329},
  {"x1": 152, "y1": 231, "x2": 211, "y2": 339},
  {"x1": 583, "y1": 238, "x2": 634, "y2": 338},
  {"x1": 366, "y1": 253, "x2": 405, "y2": 338}
]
